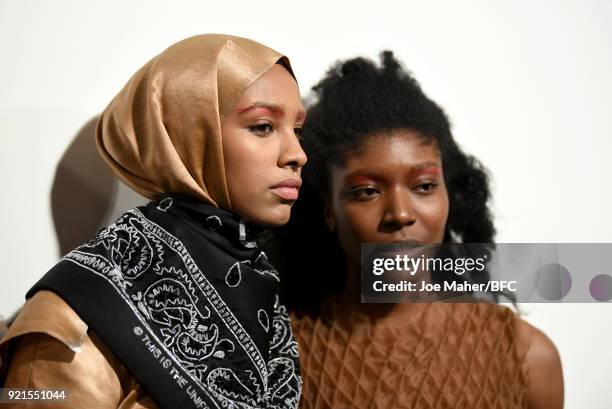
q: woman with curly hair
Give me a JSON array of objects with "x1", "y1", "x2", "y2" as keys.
[{"x1": 275, "y1": 52, "x2": 563, "y2": 409}]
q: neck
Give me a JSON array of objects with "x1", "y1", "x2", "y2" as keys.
[{"x1": 338, "y1": 257, "x2": 433, "y2": 321}]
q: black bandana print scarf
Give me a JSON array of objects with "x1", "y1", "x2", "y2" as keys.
[{"x1": 27, "y1": 194, "x2": 301, "y2": 409}]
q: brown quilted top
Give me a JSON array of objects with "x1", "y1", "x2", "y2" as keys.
[{"x1": 290, "y1": 299, "x2": 528, "y2": 409}]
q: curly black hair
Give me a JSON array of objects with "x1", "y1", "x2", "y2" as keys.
[{"x1": 272, "y1": 51, "x2": 499, "y2": 311}]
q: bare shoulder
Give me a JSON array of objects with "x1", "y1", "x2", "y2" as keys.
[{"x1": 515, "y1": 318, "x2": 564, "y2": 409}]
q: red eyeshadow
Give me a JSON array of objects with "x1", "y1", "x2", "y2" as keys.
[
  {"x1": 412, "y1": 167, "x2": 440, "y2": 176},
  {"x1": 344, "y1": 174, "x2": 384, "y2": 184}
]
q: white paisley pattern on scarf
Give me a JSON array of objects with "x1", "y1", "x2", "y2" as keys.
[{"x1": 62, "y1": 206, "x2": 301, "y2": 409}]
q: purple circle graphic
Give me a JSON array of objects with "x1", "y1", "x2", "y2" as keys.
[
  {"x1": 589, "y1": 274, "x2": 612, "y2": 302},
  {"x1": 535, "y1": 263, "x2": 572, "y2": 301}
]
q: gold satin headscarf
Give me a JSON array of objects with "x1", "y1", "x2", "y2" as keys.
[{"x1": 96, "y1": 34, "x2": 293, "y2": 209}]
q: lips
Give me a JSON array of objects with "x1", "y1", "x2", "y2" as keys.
[
  {"x1": 389, "y1": 239, "x2": 423, "y2": 245},
  {"x1": 270, "y1": 178, "x2": 302, "y2": 201}
]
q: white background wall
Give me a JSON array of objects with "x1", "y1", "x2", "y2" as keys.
[{"x1": 1, "y1": 0, "x2": 610, "y2": 407}]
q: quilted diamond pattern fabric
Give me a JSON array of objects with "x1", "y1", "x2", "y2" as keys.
[{"x1": 291, "y1": 300, "x2": 528, "y2": 409}]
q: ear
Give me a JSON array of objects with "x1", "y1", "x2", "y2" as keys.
[{"x1": 323, "y1": 197, "x2": 336, "y2": 233}]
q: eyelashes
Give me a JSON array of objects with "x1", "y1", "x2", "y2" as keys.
[
  {"x1": 247, "y1": 123, "x2": 304, "y2": 139},
  {"x1": 347, "y1": 182, "x2": 440, "y2": 201},
  {"x1": 248, "y1": 123, "x2": 273, "y2": 136},
  {"x1": 414, "y1": 182, "x2": 439, "y2": 193},
  {"x1": 350, "y1": 186, "x2": 379, "y2": 200}
]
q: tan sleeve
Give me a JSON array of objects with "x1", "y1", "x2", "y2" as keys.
[
  {"x1": 2, "y1": 331, "x2": 124, "y2": 408},
  {"x1": 117, "y1": 384, "x2": 160, "y2": 409}
]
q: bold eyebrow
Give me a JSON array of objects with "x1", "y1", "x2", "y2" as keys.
[
  {"x1": 236, "y1": 101, "x2": 307, "y2": 122},
  {"x1": 343, "y1": 171, "x2": 384, "y2": 184},
  {"x1": 411, "y1": 162, "x2": 441, "y2": 171},
  {"x1": 343, "y1": 162, "x2": 442, "y2": 183},
  {"x1": 235, "y1": 102, "x2": 284, "y2": 116}
]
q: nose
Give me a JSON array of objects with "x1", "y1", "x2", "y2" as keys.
[
  {"x1": 278, "y1": 129, "x2": 307, "y2": 170},
  {"x1": 380, "y1": 187, "x2": 417, "y2": 232}
]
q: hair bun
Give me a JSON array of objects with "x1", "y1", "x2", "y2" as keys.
[
  {"x1": 380, "y1": 50, "x2": 400, "y2": 72},
  {"x1": 339, "y1": 57, "x2": 373, "y2": 76}
]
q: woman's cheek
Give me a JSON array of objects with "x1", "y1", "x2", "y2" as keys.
[
  {"x1": 343, "y1": 205, "x2": 377, "y2": 242},
  {"x1": 416, "y1": 192, "x2": 449, "y2": 239}
]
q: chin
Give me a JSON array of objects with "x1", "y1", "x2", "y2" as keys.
[{"x1": 250, "y1": 205, "x2": 292, "y2": 227}]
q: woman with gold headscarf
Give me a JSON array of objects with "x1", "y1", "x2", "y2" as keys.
[{"x1": 0, "y1": 34, "x2": 307, "y2": 409}]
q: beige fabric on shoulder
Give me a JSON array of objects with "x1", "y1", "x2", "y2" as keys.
[
  {"x1": 96, "y1": 34, "x2": 293, "y2": 208},
  {"x1": 0, "y1": 291, "x2": 159, "y2": 408}
]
